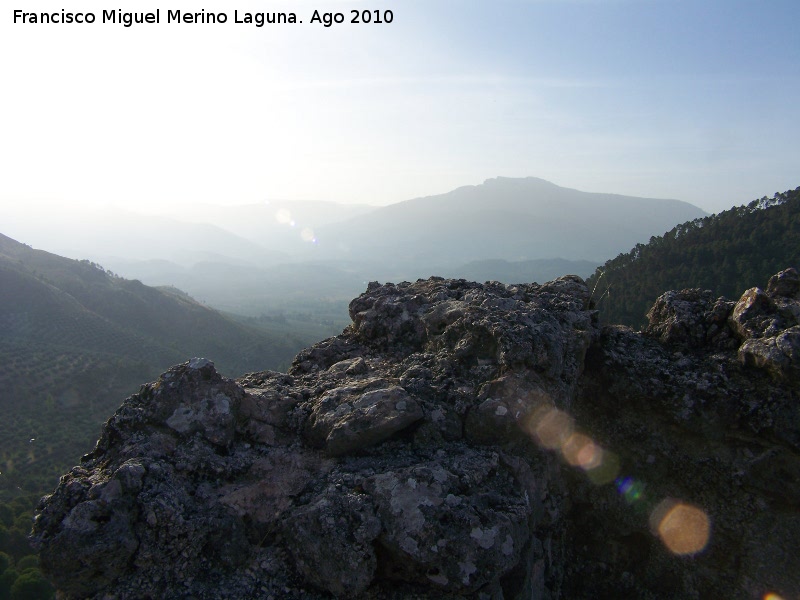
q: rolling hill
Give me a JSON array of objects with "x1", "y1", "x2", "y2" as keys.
[{"x1": 0, "y1": 232, "x2": 308, "y2": 499}]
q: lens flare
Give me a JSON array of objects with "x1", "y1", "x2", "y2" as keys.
[
  {"x1": 275, "y1": 209, "x2": 292, "y2": 224},
  {"x1": 615, "y1": 476, "x2": 646, "y2": 505},
  {"x1": 562, "y1": 433, "x2": 603, "y2": 470},
  {"x1": 763, "y1": 594, "x2": 785, "y2": 600},
  {"x1": 527, "y1": 406, "x2": 574, "y2": 450},
  {"x1": 585, "y1": 450, "x2": 620, "y2": 485},
  {"x1": 650, "y1": 499, "x2": 710, "y2": 555},
  {"x1": 524, "y1": 407, "x2": 619, "y2": 483},
  {"x1": 301, "y1": 227, "x2": 316, "y2": 242},
  {"x1": 521, "y1": 401, "x2": 712, "y2": 558}
]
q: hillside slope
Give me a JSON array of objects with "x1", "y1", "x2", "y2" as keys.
[
  {"x1": 587, "y1": 186, "x2": 800, "y2": 327},
  {"x1": 0, "y1": 233, "x2": 306, "y2": 498}
]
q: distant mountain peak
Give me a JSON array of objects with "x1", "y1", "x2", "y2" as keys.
[
  {"x1": 481, "y1": 175, "x2": 557, "y2": 186},
  {"x1": 315, "y1": 177, "x2": 707, "y2": 268}
]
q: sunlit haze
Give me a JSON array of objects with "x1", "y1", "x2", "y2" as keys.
[{"x1": 2, "y1": 0, "x2": 798, "y2": 223}]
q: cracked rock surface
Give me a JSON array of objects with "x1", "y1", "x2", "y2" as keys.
[{"x1": 32, "y1": 273, "x2": 799, "y2": 599}]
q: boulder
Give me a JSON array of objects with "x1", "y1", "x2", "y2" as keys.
[
  {"x1": 645, "y1": 288, "x2": 737, "y2": 349},
  {"x1": 766, "y1": 267, "x2": 800, "y2": 299}
]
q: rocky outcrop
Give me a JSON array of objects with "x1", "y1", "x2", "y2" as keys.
[
  {"x1": 32, "y1": 273, "x2": 800, "y2": 599},
  {"x1": 646, "y1": 267, "x2": 800, "y2": 379}
]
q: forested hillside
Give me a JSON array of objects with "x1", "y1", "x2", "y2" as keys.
[
  {"x1": 587, "y1": 187, "x2": 800, "y2": 327},
  {"x1": 0, "y1": 233, "x2": 309, "y2": 503}
]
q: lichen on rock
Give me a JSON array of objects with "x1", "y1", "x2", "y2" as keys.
[{"x1": 31, "y1": 273, "x2": 800, "y2": 599}]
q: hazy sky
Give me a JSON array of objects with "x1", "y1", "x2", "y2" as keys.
[{"x1": 2, "y1": 0, "x2": 798, "y2": 215}]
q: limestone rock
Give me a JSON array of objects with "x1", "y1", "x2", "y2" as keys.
[
  {"x1": 730, "y1": 287, "x2": 780, "y2": 339},
  {"x1": 363, "y1": 451, "x2": 531, "y2": 594},
  {"x1": 767, "y1": 267, "x2": 800, "y2": 299},
  {"x1": 646, "y1": 271, "x2": 800, "y2": 379},
  {"x1": 285, "y1": 491, "x2": 380, "y2": 597},
  {"x1": 31, "y1": 273, "x2": 800, "y2": 599},
  {"x1": 645, "y1": 288, "x2": 736, "y2": 349},
  {"x1": 305, "y1": 385, "x2": 424, "y2": 456}
]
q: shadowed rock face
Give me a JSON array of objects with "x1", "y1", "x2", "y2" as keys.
[{"x1": 32, "y1": 272, "x2": 799, "y2": 599}]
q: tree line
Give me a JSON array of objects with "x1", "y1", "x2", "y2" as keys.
[{"x1": 586, "y1": 187, "x2": 800, "y2": 327}]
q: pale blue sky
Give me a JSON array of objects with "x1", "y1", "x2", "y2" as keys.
[{"x1": 1, "y1": 0, "x2": 798, "y2": 215}]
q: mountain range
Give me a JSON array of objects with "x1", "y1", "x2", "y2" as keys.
[
  {"x1": 4, "y1": 178, "x2": 707, "y2": 318},
  {"x1": 309, "y1": 177, "x2": 707, "y2": 269}
]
